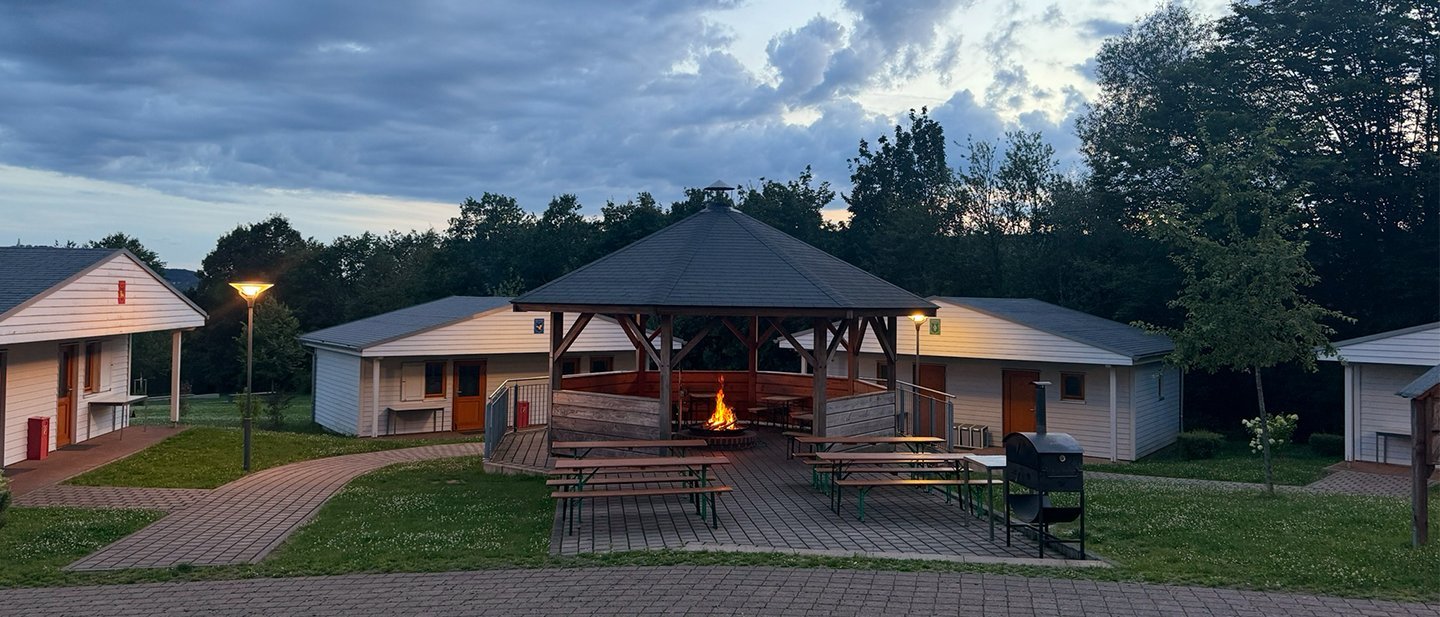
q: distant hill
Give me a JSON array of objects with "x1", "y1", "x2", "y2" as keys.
[{"x1": 163, "y1": 268, "x2": 199, "y2": 292}]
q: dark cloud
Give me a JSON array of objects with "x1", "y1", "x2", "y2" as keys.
[{"x1": 0, "y1": 0, "x2": 1091, "y2": 224}]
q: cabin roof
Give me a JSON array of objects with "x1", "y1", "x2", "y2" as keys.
[
  {"x1": 0, "y1": 246, "x2": 117, "y2": 316},
  {"x1": 935, "y1": 297, "x2": 1174, "y2": 361},
  {"x1": 1398, "y1": 364, "x2": 1440, "y2": 400},
  {"x1": 511, "y1": 204, "x2": 936, "y2": 316},
  {"x1": 299, "y1": 296, "x2": 512, "y2": 350}
]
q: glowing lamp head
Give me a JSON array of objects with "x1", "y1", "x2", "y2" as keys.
[
  {"x1": 909, "y1": 313, "x2": 929, "y2": 325},
  {"x1": 229, "y1": 282, "x2": 274, "y2": 303}
]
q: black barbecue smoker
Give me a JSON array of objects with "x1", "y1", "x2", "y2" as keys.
[{"x1": 1004, "y1": 380, "x2": 1086, "y2": 558}]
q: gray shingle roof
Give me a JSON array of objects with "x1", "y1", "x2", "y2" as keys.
[
  {"x1": 513, "y1": 204, "x2": 936, "y2": 315},
  {"x1": 0, "y1": 246, "x2": 118, "y2": 317},
  {"x1": 938, "y1": 297, "x2": 1174, "y2": 361},
  {"x1": 1398, "y1": 364, "x2": 1440, "y2": 399},
  {"x1": 299, "y1": 296, "x2": 511, "y2": 350}
]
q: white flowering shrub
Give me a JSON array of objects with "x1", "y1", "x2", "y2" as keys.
[{"x1": 1241, "y1": 413, "x2": 1298, "y2": 454}]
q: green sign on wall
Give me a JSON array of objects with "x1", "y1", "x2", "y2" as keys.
[{"x1": 928, "y1": 318, "x2": 941, "y2": 335}]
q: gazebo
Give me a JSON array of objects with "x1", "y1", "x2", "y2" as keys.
[{"x1": 510, "y1": 183, "x2": 937, "y2": 444}]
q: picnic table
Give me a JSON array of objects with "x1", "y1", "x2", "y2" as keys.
[
  {"x1": 551, "y1": 438, "x2": 707, "y2": 458},
  {"x1": 962, "y1": 454, "x2": 1007, "y2": 539},
  {"x1": 813, "y1": 452, "x2": 975, "y2": 517},
  {"x1": 759, "y1": 395, "x2": 806, "y2": 427},
  {"x1": 551, "y1": 456, "x2": 732, "y2": 532},
  {"x1": 790, "y1": 435, "x2": 943, "y2": 457}
]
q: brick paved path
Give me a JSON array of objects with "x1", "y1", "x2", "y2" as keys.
[
  {"x1": 1, "y1": 566, "x2": 1436, "y2": 616},
  {"x1": 14, "y1": 485, "x2": 210, "y2": 511},
  {"x1": 554, "y1": 428, "x2": 1057, "y2": 562},
  {"x1": 66, "y1": 442, "x2": 483, "y2": 570}
]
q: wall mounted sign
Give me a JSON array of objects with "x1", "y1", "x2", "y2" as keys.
[
  {"x1": 117, "y1": 280, "x2": 127, "y2": 304},
  {"x1": 533, "y1": 318, "x2": 545, "y2": 334},
  {"x1": 928, "y1": 318, "x2": 941, "y2": 335}
]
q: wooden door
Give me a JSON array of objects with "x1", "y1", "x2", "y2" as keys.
[
  {"x1": 1002, "y1": 369, "x2": 1040, "y2": 435},
  {"x1": 915, "y1": 363, "x2": 947, "y2": 437},
  {"x1": 452, "y1": 361, "x2": 487, "y2": 432},
  {"x1": 56, "y1": 344, "x2": 79, "y2": 446}
]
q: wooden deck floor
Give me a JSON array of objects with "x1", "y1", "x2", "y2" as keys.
[{"x1": 487, "y1": 428, "x2": 552, "y2": 472}]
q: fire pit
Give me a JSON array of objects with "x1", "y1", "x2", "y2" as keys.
[{"x1": 684, "y1": 377, "x2": 756, "y2": 450}]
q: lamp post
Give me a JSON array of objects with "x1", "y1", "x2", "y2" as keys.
[
  {"x1": 229, "y1": 282, "x2": 273, "y2": 472},
  {"x1": 909, "y1": 313, "x2": 928, "y2": 436}
]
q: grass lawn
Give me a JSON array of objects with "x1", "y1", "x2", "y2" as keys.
[
  {"x1": 1088, "y1": 439, "x2": 1340, "y2": 485},
  {"x1": 0, "y1": 507, "x2": 164, "y2": 587},
  {"x1": 6, "y1": 462, "x2": 1435, "y2": 601},
  {"x1": 65, "y1": 426, "x2": 478, "y2": 489},
  {"x1": 131, "y1": 395, "x2": 321, "y2": 433}
]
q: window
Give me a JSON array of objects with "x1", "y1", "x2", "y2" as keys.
[
  {"x1": 1060, "y1": 372, "x2": 1085, "y2": 401},
  {"x1": 423, "y1": 362, "x2": 445, "y2": 398},
  {"x1": 876, "y1": 363, "x2": 891, "y2": 382},
  {"x1": 84, "y1": 341, "x2": 102, "y2": 393},
  {"x1": 560, "y1": 357, "x2": 580, "y2": 375},
  {"x1": 589, "y1": 356, "x2": 613, "y2": 373}
]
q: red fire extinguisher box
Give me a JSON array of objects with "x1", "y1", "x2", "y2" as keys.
[
  {"x1": 516, "y1": 401, "x2": 530, "y2": 429},
  {"x1": 27, "y1": 417, "x2": 50, "y2": 460}
]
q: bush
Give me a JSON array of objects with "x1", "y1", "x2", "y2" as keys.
[
  {"x1": 1308, "y1": 433, "x2": 1344, "y2": 457},
  {"x1": 1242, "y1": 413, "x2": 1299, "y2": 454},
  {"x1": 0, "y1": 473, "x2": 11, "y2": 527},
  {"x1": 1177, "y1": 430, "x2": 1224, "y2": 460},
  {"x1": 263, "y1": 392, "x2": 295, "y2": 430}
]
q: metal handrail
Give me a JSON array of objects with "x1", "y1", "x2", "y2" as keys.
[{"x1": 895, "y1": 380, "x2": 956, "y2": 399}]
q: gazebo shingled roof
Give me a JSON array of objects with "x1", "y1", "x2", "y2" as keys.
[
  {"x1": 511, "y1": 193, "x2": 933, "y2": 440},
  {"x1": 512, "y1": 202, "x2": 937, "y2": 317}
]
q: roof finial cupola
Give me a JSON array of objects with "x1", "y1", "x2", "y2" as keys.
[{"x1": 703, "y1": 180, "x2": 736, "y2": 211}]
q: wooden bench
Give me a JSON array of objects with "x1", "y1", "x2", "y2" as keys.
[
  {"x1": 552, "y1": 485, "x2": 733, "y2": 532},
  {"x1": 546, "y1": 475, "x2": 695, "y2": 488},
  {"x1": 547, "y1": 466, "x2": 696, "y2": 476},
  {"x1": 832, "y1": 478, "x2": 972, "y2": 520},
  {"x1": 782, "y1": 431, "x2": 810, "y2": 459}
]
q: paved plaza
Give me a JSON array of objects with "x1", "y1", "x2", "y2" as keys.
[
  {"x1": 549, "y1": 428, "x2": 1069, "y2": 562},
  {"x1": 65, "y1": 442, "x2": 482, "y2": 570},
  {"x1": 1, "y1": 566, "x2": 1436, "y2": 616}
]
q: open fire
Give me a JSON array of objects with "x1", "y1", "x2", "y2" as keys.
[
  {"x1": 686, "y1": 376, "x2": 756, "y2": 449},
  {"x1": 703, "y1": 378, "x2": 738, "y2": 431}
]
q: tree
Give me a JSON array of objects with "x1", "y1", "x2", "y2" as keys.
[
  {"x1": 843, "y1": 108, "x2": 954, "y2": 293},
  {"x1": 87, "y1": 232, "x2": 165, "y2": 272},
  {"x1": 234, "y1": 297, "x2": 307, "y2": 394},
  {"x1": 190, "y1": 215, "x2": 315, "y2": 393},
  {"x1": 596, "y1": 192, "x2": 667, "y2": 254},
  {"x1": 1140, "y1": 127, "x2": 1349, "y2": 494},
  {"x1": 738, "y1": 167, "x2": 835, "y2": 247}
]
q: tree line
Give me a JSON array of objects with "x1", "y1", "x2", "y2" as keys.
[{"x1": 88, "y1": 0, "x2": 1433, "y2": 437}]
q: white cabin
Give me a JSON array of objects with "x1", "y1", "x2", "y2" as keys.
[
  {"x1": 299, "y1": 297, "x2": 652, "y2": 437},
  {"x1": 1320, "y1": 322, "x2": 1440, "y2": 466},
  {"x1": 0, "y1": 247, "x2": 206, "y2": 466},
  {"x1": 781, "y1": 297, "x2": 1181, "y2": 461}
]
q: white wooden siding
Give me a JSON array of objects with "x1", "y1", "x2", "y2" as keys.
[
  {"x1": 1131, "y1": 362, "x2": 1182, "y2": 459},
  {"x1": 1327, "y1": 325, "x2": 1439, "y2": 366},
  {"x1": 0, "y1": 253, "x2": 206, "y2": 346},
  {"x1": 0, "y1": 335, "x2": 132, "y2": 465},
  {"x1": 1353, "y1": 363, "x2": 1427, "y2": 465},
  {"x1": 365, "y1": 311, "x2": 642, "y2": 357},
  {"x1": 788, "y1": 299, "x2": 1135, "y2": 366},
  {"x1": 354, "y1": 352, "x2": 636, "y2": 437},
  {"x1": 313, "y1": 349, "x2": 362, "y2": 436}
]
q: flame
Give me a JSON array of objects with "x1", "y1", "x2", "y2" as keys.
[{"x1": 704, "y1": 377, "x2": 738, "y2": 430}]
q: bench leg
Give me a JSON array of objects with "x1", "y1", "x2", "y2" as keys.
[
  {"x1": 857, "y1": 487, "x2": 868, "y2": 521},
  {"x1": 710, "y1": 492, "x2": 719, "y2": 529}
]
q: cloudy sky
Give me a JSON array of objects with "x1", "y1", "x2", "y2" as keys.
[{"x1": 0, "y1": 0, "x2": 1227, "y2": 268}]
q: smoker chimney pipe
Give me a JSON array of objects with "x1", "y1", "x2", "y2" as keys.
[{"x1": 1032, "y1": 381, "x2": 1051, "y2": 434}]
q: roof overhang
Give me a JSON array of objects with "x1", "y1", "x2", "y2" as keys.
[{"x1": 510, "y1": 303, "x2": 938, "y2": 318}]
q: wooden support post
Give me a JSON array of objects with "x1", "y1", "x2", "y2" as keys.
[
  {"x1": 634, "y1": 314, "x2": 647, "y2": 372},
  {"x1": 812, "y1": 318, "x2": 828, "y2": 437},
  {"x1": 846, "y1": 317, "x2": 860, "y2": 395},
  {"x1": 883, "y1": 316, "x2": 898, "y2": 392},
  {"x1": 549, "y1": 312, "x2": 564, "y2": 393},
  {"x1": 370, "y1": 357, "x2": 382, "y2": 438},
  {"x1": 169, "y1": 330, "x2": 182, "y2": 425},
  {"x1": 1413, "y1": 397, "x2": 1431, "y2": 546},
  {"x1": 748, "y1": 316, "x2": 759, "y2": 409},
  {"x1": 659, "y1": 314, "x2": 674, "y2": 438}
]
